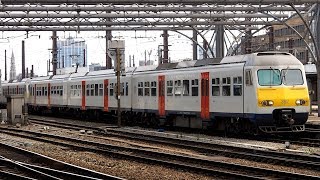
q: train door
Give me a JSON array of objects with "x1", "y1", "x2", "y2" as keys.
[
  {"x1": 201, "y1": 72, "x2": 210, "y2": 119},
  {"x1": 104, "y1": 79, "x2": 109, "y2": 112},
  {"x1": 81, "y1": 80, "x2": 86, "y2": 110},
  {"x1": 243, "y1": 68, "x2": 255, "y2": 115},
  {"x1": 158, "y1": 75, "x2": 165, "y2": 116}
]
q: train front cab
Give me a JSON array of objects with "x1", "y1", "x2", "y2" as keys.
[{"x1": 247, "y1": 65, "x2": 309, "y2": 133}]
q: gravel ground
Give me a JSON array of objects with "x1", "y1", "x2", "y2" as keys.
[
  {"x1": 1, "y1": 123, "x2": 320, "y2": 177},
  {"x1": 115, "y1": 126, "x2": 320, "y2": 154},
  {"x1": 0, "y1": 128, "x2": 214, "y2": 179}
]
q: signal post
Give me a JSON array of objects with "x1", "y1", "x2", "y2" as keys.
[{"x1": 107, "y1": 40, "x2": 125, "y2": 127}]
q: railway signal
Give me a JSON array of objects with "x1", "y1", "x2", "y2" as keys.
[{"x1": 107, "y1": 40, "x2": 125, "y2": 127}]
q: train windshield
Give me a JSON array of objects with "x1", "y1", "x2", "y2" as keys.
[
  {"x1": 257, "y1": 69, "x2": 281, "y2": 86},
  {"x1": 281, "y1": 69, "x2": 304, "y2": 85}
]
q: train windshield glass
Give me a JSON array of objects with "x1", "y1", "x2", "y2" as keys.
[
  {"x1": 281, "y1": 69, "x2": 303, "y2": 85},
  {"x1": 257, "y1": 69, "x2": 281, "y2": 86}
]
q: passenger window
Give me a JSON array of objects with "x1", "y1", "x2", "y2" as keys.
[
  {"x1": 99, "y1": 84, "x2": 103, "y2": 96},
  {"x1": 167, "y1": 80, "x2": 173, "y2": 96},
  {"x1": 125, "y1": 82, "x2": 129, "y2": 96},
  {"x1": 110, "y1": 83, "x2": 114, "y2": 96},
  {"x1": 121, "y1": 83, "x2": 124, "y2": 96},
  {"x1": 86, "y1": 84, "x2": 90, "y2": 96},
  {"x1": 138, "y1": 82, "x2": 143, "y2": 96},
  {"x1": 191, "y1": 79, "x2": 199, "y2": 96},
  {"x1": 212, "y1": 78, "x2": 220, "y2": 96},
  {"x1": 151, "y1": 81, "x2": 157, "y2": 96},
  {"x1": 174, "y1": 80, "x2": 182, "y2": 96},
  {"x1": 245, "y1": 70, "x2": 253, "y2": 86},
  {"x1": 144, "y1": 82, "x2": 150, "y2": 96},
  {"x1": 222, "y1": 77, "x2": 231, "y2": 96},
  {"x1": 95, "y1": 84, "x2": 99, "y2": 96},
  {"x1": 182, "y1": 80, "x2": 189, "y2": 96},
  {"x1": 104, "y1": 83, "x2": 108, "y2": 96},
  {"x1": 233, "y1": 77, "x2": 242, "y2": 96}
]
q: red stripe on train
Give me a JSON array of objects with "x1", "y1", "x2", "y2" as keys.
[
  {"x1": 158, "y1": 75, "x2": 165, "y2": 116},
  {"x1": 201, "y1": 72, "x2": 210, "y2": 119},
  {"x1": 81, "y1": 81, "x2": 86, "y2": 110}
]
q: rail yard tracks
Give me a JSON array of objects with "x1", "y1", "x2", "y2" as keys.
[
  {"x1": 0, "y1": 140, "x2": 121, "y2": 180},
  {"x1": 0, "y1": 117, "x2": 313, "y2": 178},
  {"x1": 0, "y1": 127, "x2": 319, "y2": 179},
  {"x1": 28, "y1": 117, "x2": 320, "y2": 168}
]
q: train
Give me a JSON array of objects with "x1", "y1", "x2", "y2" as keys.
[{"x1": 0, "y1": 51, "x2": 310, "y2": 133}]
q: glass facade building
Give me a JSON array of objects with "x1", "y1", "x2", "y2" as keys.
[{"x1": 57, "y1": 37, "x2": 88, "y2": 68}]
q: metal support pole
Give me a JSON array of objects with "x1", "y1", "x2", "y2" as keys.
[
  {"x1": 62, "y1": 55, "x2": 65, "y2": 68},
  {"x1": 288, "y1": 38, "x2": 293, "y2": 54},
  {"x1": 4, "y1": 50, "x2": 7, "y2": 81},
  {"x1": 268, "y1": 26, "x2": 274, "y2": 51},
  {"x1": 52, "y1": 31, "x2": 58, "y2": 75},
  {"x1": 83, "y1": 49, "x2": 86, "y2": 67},
  {"x1": 133, "y1": 55, "x2": 135, "y2": 67},
  {"x1": 163, "y1": 30, "x2": 169, "y2": 63},
  {"x1": 193, "y1": 29, "x2": 198, "y2": 60},
  {"x1": 116, "y1": 48, "x2": 121, "y2": 127},
  {"x1": 144, "y1": 50, "x2": 147, "y2": 66},
  {"x1": 22, "y1": 40, "x2": 25, "y2": 79},
  {"x1": 106, "y1": 30, "x2": 112, "y2": 69},
  {"x1": 244, "y1": 30, "x2": 252, "y2": 54},
  {"x1": 216, "y1": 24, "x2": 224, "y2": 58},
  {"x1": 31, "y1": 65, "x2": 34, "y2": 77},
  {"x1": 203, "y1": 40, "x2": 208, "y2": 59}
]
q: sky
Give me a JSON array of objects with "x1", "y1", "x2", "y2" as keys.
[{"x1": 0, "y1": 30, "x2": 199, "y2": 80}]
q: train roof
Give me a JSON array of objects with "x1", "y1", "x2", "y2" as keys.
[
  {"x1": 221, "y1": 51, "x2": 302, "y2": 66},
  {"x1": 52, "y1": 74, "x2": 71, "y2": 80}
]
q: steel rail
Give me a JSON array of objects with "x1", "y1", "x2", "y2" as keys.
[
  {"x1": 0, "y1": 156, "x2": 62, "y2": 179},
  {"x1": 12, "y1": 161, "x2": 106, "y2": 180},
  {"x1": 0, "y1": 170, "x2": 36, "y2": 180},
  {"x1": 0, "y1": 127, "x2": 318, "y2": 179},
  {"x1": 0, "y1": 141, "x2": 121, "y2": 180},
  {"x1": 29, "y1": 118, "x2": 320, "y2": 171},
  {"x1": 1, "y1": 0, "x2": 319, "y2": 5}
]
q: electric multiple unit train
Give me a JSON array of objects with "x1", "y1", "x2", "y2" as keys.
[{"x1": 0, "y1": 51, "x2": 310, "y2": 133}]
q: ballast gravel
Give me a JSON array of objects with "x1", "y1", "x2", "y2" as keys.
[{"x1": 1, "y1": 119, "x2": 320, "y2": 178}]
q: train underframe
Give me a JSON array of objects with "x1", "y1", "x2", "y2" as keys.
[{"x1": 26, "y1": 105, "x2": 306, "y2": 134}]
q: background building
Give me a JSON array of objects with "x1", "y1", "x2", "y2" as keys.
[{"x1": 57, "y1": 37, "x2": 88, "y2": 68}]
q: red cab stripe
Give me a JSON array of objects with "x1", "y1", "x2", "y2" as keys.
[
  {"x1": 81, "y1": 81, "x2": 86, "y2": 110},
  {"x1": 158, "y1": 75, "x2": 165, "y2": 116},
  {"x1": 201, "y1": 72, "x2": 210, "y2": 119}
]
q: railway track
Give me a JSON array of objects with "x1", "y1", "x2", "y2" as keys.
[
  {"x1": 29, "y1": 116, "x2": 320, "y2": 147},
  {"x1": 0, "y1": 126, "x2": 318, "y2": 179},
  {"x1": 28, "y1": 117, "x2": 320, "y2": 170},
  {"x1": 0, "y1": 141, "x2": 122, "y2": 180}
]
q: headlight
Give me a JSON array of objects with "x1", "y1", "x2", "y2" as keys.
[
  {"x1": 296, "y1": 99, "x2": 306, "y2": 105},
  {"x1": 261, "y1": 100, "x2": 274, "y2": 106}
]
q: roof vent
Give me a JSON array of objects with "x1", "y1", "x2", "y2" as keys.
[{"x1": 257, "y1": 52, "x2": 289, "y2": 56}]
